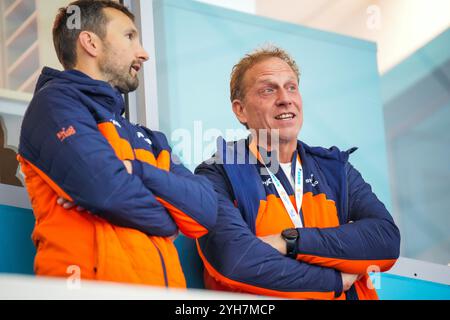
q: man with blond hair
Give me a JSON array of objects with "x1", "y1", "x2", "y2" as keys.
[{"x1": 195, "y1": 46, "x2": 400, "y2": 299}]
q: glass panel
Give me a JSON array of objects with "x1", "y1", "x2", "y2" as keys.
[{"x1": 382, "y1": 28, "x2": 450, "y2": 266}]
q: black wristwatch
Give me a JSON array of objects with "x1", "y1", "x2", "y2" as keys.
[{"x1": 281, "y1": 228, "x2": 299, "y2": 258}]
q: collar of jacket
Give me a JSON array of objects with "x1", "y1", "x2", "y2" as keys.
[
  {"x1": 35, "y1": 66, "x2": 126, "y2": 115},
  {"x1": 214, "y1": 136, "x2": 358, "y2": 233}
]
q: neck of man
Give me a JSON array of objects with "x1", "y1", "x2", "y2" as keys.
[
  {"x1": 73, "y1": 60, "x2": 107, "y2": 84},
  {"x1": 253, "y1": 133, "x2": 297, "y2": 164},
  {"x1": 277, "y1": 138, "x2": 297, "y2": 163}
]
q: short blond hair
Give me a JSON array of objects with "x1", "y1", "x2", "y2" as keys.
[{"x1": 230, "y1": 45, "x2": 300, "y2": 102}]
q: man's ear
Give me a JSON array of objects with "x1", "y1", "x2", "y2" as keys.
[
  {"x1": 78, "y1": 31, "x2": 100, "y2": 57},
  {"x1": 232, "y1": 99, "x2": 248, "y2": 126}
]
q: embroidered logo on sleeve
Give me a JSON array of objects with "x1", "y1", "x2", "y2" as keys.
[{"x1": 57, "y1": 126, "x2": 76, "y2": 142}]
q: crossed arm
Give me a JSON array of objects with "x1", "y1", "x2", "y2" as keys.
[
  {"x1": 261, "y1": 163, "x2": 400, "y2": 275},
  {"x1": 195, "y1": 162, "x2": 400, "y2": 298},
  {"x1": 20, "y1": 88, "x2": 217, "y2": 238}
]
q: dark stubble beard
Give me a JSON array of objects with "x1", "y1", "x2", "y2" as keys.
[{"x1": 98, "y1": 42, "x2": 139, "y2": 94}]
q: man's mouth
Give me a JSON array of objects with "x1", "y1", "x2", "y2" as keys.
[
  {"x1": 274, "y1": 112, "x2": 296, "y2": 120},
  {"x1": 131, "y1": 63, "x2": 141, "y2": 73}
]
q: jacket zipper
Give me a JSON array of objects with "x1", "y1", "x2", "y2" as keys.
[
  {"x1": 93, "y1": 220, "x2": 99, "y2": 278},
  {"x1": 124, "y1": 117, "x2": 169, "y2": 288},
  {"x1": 150, "y1": 238, "x2": 169, "y2": 287}
]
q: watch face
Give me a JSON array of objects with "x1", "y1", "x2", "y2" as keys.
[{"x1": 283, "y1": 228, "x2": 298, "y2": 240}]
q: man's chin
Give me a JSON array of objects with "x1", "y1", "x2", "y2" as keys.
[
  {"x1": 278, "y1": 130, "x2": 300, "y2": 144},
  {"x1": 116, "y1": 79, "x2": 139, "y2": 94},
  {"x1": 281, "y1": 125, "x2": 301, "y2": 139}
]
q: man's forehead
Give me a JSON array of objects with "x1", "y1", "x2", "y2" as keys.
[
  {"x1": 255, "y1": 73, "x2": 297, "y2": 82},
  {"x1": 254, "y1": 58, "x2": 293, "y2": 72},
  {"x1": 249, "y1": 60, "x2": 297, "y2": 83},
  {"x1": 104, "y1": 7, "x2": 136, "y2": 30}
]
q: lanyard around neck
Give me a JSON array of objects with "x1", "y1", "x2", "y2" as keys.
[
  {"x1": 248, "y1": 139, "x2": 304, "y2": 228},
  {"x1": 262, "y1": 158, "x2": 304, "y2": 228}
]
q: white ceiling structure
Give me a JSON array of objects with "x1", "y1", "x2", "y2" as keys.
[{"x1": 197, "y1": 0, "x2": 450, "y2": 74}]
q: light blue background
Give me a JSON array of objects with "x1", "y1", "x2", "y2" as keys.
[{"x1": 381, "y1": 28, "x2": 450, "y2": 265}]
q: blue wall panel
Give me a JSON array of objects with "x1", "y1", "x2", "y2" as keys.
[
  {"x1": 378, "y1": 274, "x2": 450, "y2": 300},
  {"x1": 0, "y1": 204, "x2": 35, "y2": 274}
]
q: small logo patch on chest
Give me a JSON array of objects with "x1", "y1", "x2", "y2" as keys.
[
  {"x1": 262, "y1": 178, "x2": 273, "y2": 186},
  {"x1": 305, "y1": 174, "x2": 319, "y2": 187}
]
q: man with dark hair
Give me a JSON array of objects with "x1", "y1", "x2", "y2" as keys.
[
  {"x1": 52, "y1": 0, "x2": 140, "y2": 93},
  {"x1": 52, "y1": 0, "x2": 134, "y2": 71},
  {"x1": 18, "y1": 0, "x2": 217, "y2": 287},
  {"x1": 195, "y1": 46, "x2": 400, "y2": 299}
]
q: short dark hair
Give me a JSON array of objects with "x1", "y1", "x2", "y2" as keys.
[{"x1": 53, "y1": 0, "x2": 134, "y2": 70}]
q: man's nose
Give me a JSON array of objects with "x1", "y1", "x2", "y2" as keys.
[
  {"x1": 276, "y1": 88, "x2": 292, "y2": 107},
  {"x1": 137, "y1": 44, "x2": 149, "y2": 62}
]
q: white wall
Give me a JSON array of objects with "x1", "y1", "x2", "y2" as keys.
[
  {"x1": 255, "y1": 0, "x2": 450, "y2": 74},
  {"x1": 195, "y1": 0, "x2": 255, "y2": 14}
]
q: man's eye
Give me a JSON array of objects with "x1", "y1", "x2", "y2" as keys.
[
  {"x1": 288, "y1": 85, "x2": 297, "y2": 91},
  {"x1": 263, "y1": 88, "x2": 274, "y2": 93},
  {"x1": 126, "y1": 34, "x2": 133, "y2": 40}
]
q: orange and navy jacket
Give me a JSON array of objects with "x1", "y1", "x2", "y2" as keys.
[
  {"x1": 18, "y1": 67, "x2": 217, "y2": 287},
  {"x1": 195, "y1": 137, "x2": 400, "y2": 299}
]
